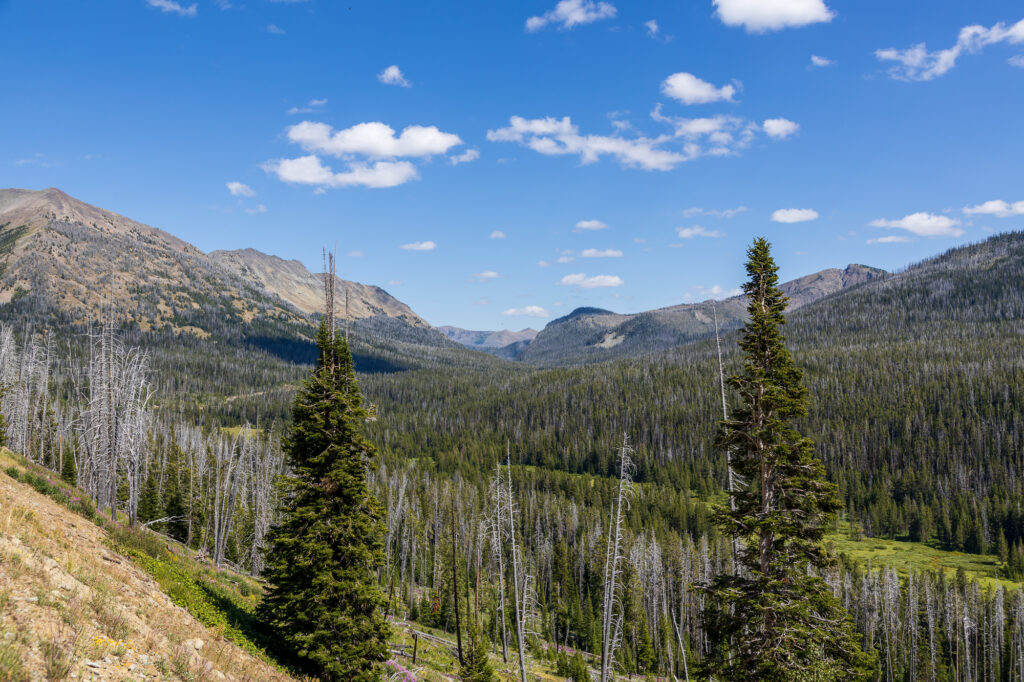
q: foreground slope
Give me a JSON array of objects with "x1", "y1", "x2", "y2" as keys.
[{"x1": 0, "y1": 450, "x2": 295, "y2": 681}]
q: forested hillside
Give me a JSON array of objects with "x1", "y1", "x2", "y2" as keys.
[{"x1": 2, "y1": 185, "x2": 1023, "y2": 679}]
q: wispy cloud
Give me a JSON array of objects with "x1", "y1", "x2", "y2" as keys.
[
  {"x1": 503, "y1": 305, "x2": 551, "y2": 317},
  {"x1": 866, "y1": 235, "x2": 911, "y2": 244},
  {"x1": 245, "y1": 204, "x2": 267, "y2": 214},
  {"x1": 267, "y1": 24, "x2": 286, "y2": 34},
  {"x1": 400, "y1": 241, "x2": 437, "y2": 251},
  {"x1": 581, "y1": 248, "x2": 623, "y2": 257},
  {"x1": 449, "y1": 149, "x2": 480, "y2": 165},
  {"x1": 645, "y1": 20, "x2": 659, "y2": 38},
  {"x1": 676, "y1": 226, "x2": 724, "y2": 238},
  {"x1": 876, "y1": 18, "x2": 1024, "y2": 81},
  {"x1": 287, "y1": 98, "x2": 327, "y2": 115},
  {"x1": 869, "y1": 212, "x2": 964, "y2": 237},
  {"x1": 810, "y1": 55, "x2": 833, "y2": 67},
  {"x1": 226, "y1": 181, "x2": 256, "y2": 197},
  {"x1": 575, "y1": 219, "x2": 609, "y2": 231},
  {"x1": 470, "y1": 271, "x2": 501, "y2": 282},
  {"x1": 560, "y1": 273, "x2": 624, "y2": 288},
  {"x1": 682, "y1": 284, "x2": 742, "y2": 302},
  {"x1": 682, "y1": 206, "x2": 747, "y2": 218},
  {"x1": 526, "y1": 0, "x2": 616, "y2": 32},
  {"x1": 489, "y1": 230, "x2": 507, "y2": 239},
  {"x1": 771, "y1": 208, "x2": 818, "y2": 223},
  {"x1": 378, "y1": 65, "x2": 411, "y2": 87},
  {"x1": 145, "y1": 0, "x2": 197, "y2": 17}
]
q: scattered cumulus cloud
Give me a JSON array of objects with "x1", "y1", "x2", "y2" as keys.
[
  {"x1": 810, "y1": 55, "x2": 833, "y2": 67},
  {"x1": 763, "y1": 118, "x2": 800, "y2": 139},
  {"x1": 265, "y1": 120, "x2": 463, "y2": 189},
  {"x1": 145, "y1": 0, "x2": 196, "y2": 17},
  {"x1": 581, "y1": 248, "x2": 623, "y2": 257},
  {"x1": 661, "y1": 72, "x2": 738, "y2": 105},
  {"x1": 378, "y1": 65, "x2": 411, "y2": 87},
  {"x1": 771, "y1": 208, "x2": 818, "y2": 223},
  {"x1": 867, "y1": 236, "x2": 912, "y2": 245},
  {"x1": 489, "y1": 230, "x2": 507, "y2": 239},
  {"x1": 471, "y1": 271, "x2": 501, "y2": 281},
  {"x1": 713, "y1": 0, "x2": 834, "y2": 33},
  {"x1": 963, "y1": 199, "x2": 1024, "y2": 217},
  {"x1": 226, "y1": 181, "x2": 256, "y2": 197},
  {"x1": 502, "y1": 306, "x2": 550, "y2": 317},
  {"x1": 400, "y1": 241, "x2": 437, "y2": 251},
  {"x1": 876, "y1": 19, "x2": 1024, "y2": 81},
  {"x1": 682, "y1": 206, "x2": 747, "y2": 218},
  {"x1": 575, "y1": 219, "x2": 609, "y2": 231},
  {"x1": 449, "y1": 149, "x2": 480, "y2": 165},
  {"x1": 869, "y1": 212, "x2": 964, "y2": 237},
  {"x1": 645, "y1": 20, "x2": 659, "y2": 38},
  {"x1": 677, "y1": 226, "x2": 724, "y2": 238},
  {"x1": 526, "y1": 0, "x2": 616, "y2": 32},
  {"x1": 267, "y1": 24, "x2": 286, "y2": 34},
  {"x1": 560, "y1": 273, "x2": 624, "y2": 288},
  {"x1": 557, "y1": 255, "x2": 575, "y2": 263}
]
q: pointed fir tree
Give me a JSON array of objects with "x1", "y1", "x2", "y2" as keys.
[
  {"x1": 257, "y1": 320, "x2": 389, "y2": 680},
  {"x1": 701, "y1": 238, "x2": 878, "y2": 681},
  {"x1": 60, "y1": 444, "x2": 77, "y2": 486},
  {"x1": 460, "y1": 621, "x2": 495, "y2": 682},
  {"x1": 137, "y1": 468, "x2": 163, "y2": 526}
]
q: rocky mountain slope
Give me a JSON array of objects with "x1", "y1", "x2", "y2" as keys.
[
  {"x1": 435, "y1": 325, "x2": 538, "y2": 350},
  {"x1": 515, "y1": 263, "x2": 885, "y2": 366},
  {"x1": 211, "y1": 248, "x2": 428, "y2": 328}
]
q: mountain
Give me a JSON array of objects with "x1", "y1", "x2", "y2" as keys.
[
  {"x1": 516, "y1": 263, "x2": 885, "y2": 366},
  {"x1": 210, "y1": 248, "x2": 428, "y2": 328},
  {"x1": 436, "y1": 325, "x2": 538, "y2": 349}
]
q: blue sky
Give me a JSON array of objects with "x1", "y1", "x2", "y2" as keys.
[{"x1": 2, "y1": 0, "x2": 1023, "y2": 329}]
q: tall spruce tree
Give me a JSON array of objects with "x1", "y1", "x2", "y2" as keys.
[
  {"x1": 701, "y1": 238, "x2": 877, "y2": 681},
  {"x1": 258, "y1": 311, "x2": 390, "y2": 680}
]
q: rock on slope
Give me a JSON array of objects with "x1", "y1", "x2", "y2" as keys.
[
  {"x1": 435, "y1": 325, "x2": 538, "y2": 349},
  {"x1": 210, "y1": 248, "x2": 428, "y2": 328},
  {"x1": 0, "y1": 449, "x2": 294, "y2": 681}
]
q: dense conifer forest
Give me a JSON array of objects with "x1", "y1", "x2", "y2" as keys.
[{"x1": 1, "y1": 230, "x2": 1023, "y2": 679}]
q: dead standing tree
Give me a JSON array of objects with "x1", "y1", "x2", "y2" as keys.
[{"x1": 601, "y1": 434, "x2": 635, "y2": 682}]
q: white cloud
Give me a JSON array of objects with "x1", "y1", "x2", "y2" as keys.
[
  {"x1": 575, "y1": 219, "x2": 609, "y2": 231},
  {"x1": 867, "y1": 236, "x2": 911, "y2": 244},
  {"x1": 226, "y1": 181, "x2": 256, "y2": 197},
  {"x1": 488, "y1": 115, "x2": 686, "y2": 171},
  {"x1": 682, "y1": 284, "x2": 742, "y2": 302},
  {"x1": 489, "y1": 230, "x2": 507, "y2": 239},
  {"x1": 869, "y1": 212, "x2": 964, "y2": 237},
  {"x1": 810, "y1": 55, "x2": 833, "y2": 67},
  {"x1": 577, "y1": 218, "x2": 606, "y2": 231},
  {"x1": 449, "y1": 149, "x2": 480, "y2": 165},
  {"x1": 713, "y1": 0, "x2": 834, "y2": 33},
  {"x1": 502, "y1": 306, "x2": 551, "y2": 317},
  {"x1": 763, "y1": 118, "x2": 800, "y2": 139},
  {"x1": 682, "y1": 206, "x2": 747, "y2": 218},
  {"x1": 526, "y1": 0, "x2": 616, "y2": 32},
  {"x1": 471, "y1": 271, "x2": 501, "y2": 281},
  {"x1": 245, "y1": 204, "x2": 267, "y2": 214},
  {"x1": 650, "y1": 106, "x2": 780, "y2": 157},
  {"x1": 378, "y1": 65, "x2": 411, "y2": 87},
  {"x1": 400, "y1": 241, "x2": 436, "y2": 251},
  {"x1": 876, "y1": 19, "x2": 1024, "y2": 81},
  {"x1": 537, "y1": 260, "x2": 551, "y2": 267},
  {"x1": 772, "y1": 208, "x2": 818, "y2": 223},
  {"x1": 287, "y1": 98, "x2": 327, "y2": 115},
  {"x1": 348, "y1": 250, "x2": 365, "y2": 257},
  {"x1": 264, "y1": 155, "x2": 419, "y2": 188},
  {"x1": 287, "y1": 121, "x2": 461, "y2": 158},
  {"x1": 267, "y1": 120, "x2": 464, "y2": 190},
  {"x1": 963, "y1": 199, "x2": 1024, "y2": 217},
  {"x1": 661, "y1": 72, "x2": 738, "y2": 105},
  {"x1": 581, "y1": 248, "x2": 623, "y2": 257},
  {"x1": 560, "y1": 273, "x2": 624, "y2": 288},
  {"x1": 645, "y1": 20, "x2": 659, "y2": 38},
  {"x1": 267, "y1": 23, "x2": 285, "y2": 34},
  {"x1": 557, "y1": 255, "x2": 575, "y2": 263},
  {"x1": 1011, "y1": 55, "x2": 1024, "y2": 68},
  {"x1": 676, "y1": 226, "x2": 724, "y2": 238},
  {"x1": 145, "y1": 0, "x2": 197, "y2": 16}
]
